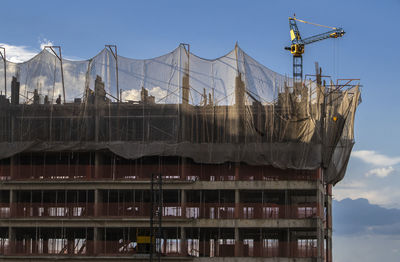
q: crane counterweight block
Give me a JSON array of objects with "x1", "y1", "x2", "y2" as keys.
[{"x1": 290, "y1": 44, "x2": 304, "y2": 56}]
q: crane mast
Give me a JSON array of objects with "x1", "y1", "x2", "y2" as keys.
[{"x1": 285, "y1": 16, "x2": 345, "y2": 86}]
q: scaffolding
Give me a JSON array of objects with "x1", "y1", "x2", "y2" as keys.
[{"x1": 0, "y1": 44, "x2": 360, "y2": 262}]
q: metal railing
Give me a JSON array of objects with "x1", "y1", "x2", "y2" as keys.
[
  {"x1": 0, "y1": 240, "x2": 318, "y2": 258},
  {"x1": 0, "y1": 164, "x2": 319, "y2": 181},
  {"x1": 1, "y1": 202, "x2": 321, "y2": 219}
]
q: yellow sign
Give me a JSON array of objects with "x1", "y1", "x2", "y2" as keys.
[{"x1": 137, "y1": 236, "x2": 155, "y2": 244}]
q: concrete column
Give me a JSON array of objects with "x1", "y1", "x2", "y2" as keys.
[
  {"x1": 94, "y1": 189, "x2": 102, "y2": 217},
  {"x1": 180, "y1": 227, "x2": 186, "y2": 240},
  {"x1": 181, "y1": 73, "x2": 190, "y2": 141},
  {"x1": 182, "y1": 73, "x2": 190, "y2": 105},
  {"x1": 180, "y1": 227, "x2": 186, "y2": 255},
  {"x1": 93, "y1": 76, "x2": 104, "y2": 179},
  {"x1": 94, "y1": 100, "x2": 100, "y2": 143},
  {"x1": 234, "y1": 189, "x2": 240, "y2": 256},
  {"x1": 93, "y1": 227, "x2": 100, "y2": 254},
  {"x1": 181, "y1": 158, "x2": 187, "y2": 180},
  {"x1": 180, "y1": 189, "x2": 186, "y2": 254},
  {"x1": 9, "y1": 189, "x2": 16, "y2": 217},
  {"x1": 287, "y1": 228, "x2": 290, "y2": 257},
  {"x1": 9, "y1": 155, "x2": 16, "y2": 180},
  {"x1": 234, "y1": 164, "x2": 240, "y2": 181},
  {"x1": 284, "y1": 189, "x2": 288, "y2": 219},
  {"x1": 93, "y1": 228, "x2": 99, "y2": 241},
  {"x1": 234, "y1": 73, "x2": 245, "y2": 142},
  {"x1": 43, "y1": 235, "x2": 49, "y2": 254},
  {"x1": 68, "y1": 238, "x2": 75, "y2": 254},
  {"x1": 181, "y1": 189, "x2": 186, "y2": 218},
  {"x1": 326, "y1": 184, "x2": 333, "y2": 262},
  {"x1": 8, "y1": 227, "x2": 15, "y2": 253},
  {"x1": 8, "y1": 227, "x2": 15, "y2": 240},
  {"x1": 235, "y1": 189, "x2": 240, "y2": 203},
  {"x1": 316, "y1": 168, "x2": 325, "y2": 262},
  {"x1": 326, "y1": 186, "x2": 333, "y2": 229},
  {"x1": 234, "y1": 227, "x2": 240, "y2": 256},
  {"x1": 94, "y1": 152, "x2": 103, "y2": 179},
  {"x1": 326, "y1": 231, "x2": 333, "y2": 262},
  {"x1": 10, "y1": 116, "x2": 15, "y2": 143},
  {"x1": 9, "y1": 189, "x2": 16, "y2": 203},
  {"x1": 94, "y1": 188, "x2": 103, "y2": 254},
  {"x1": 235, "y1": 189, "x2": 240, "y2": 218}
]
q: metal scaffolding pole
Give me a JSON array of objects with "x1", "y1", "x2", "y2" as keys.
[
  {"x1": 44, "y1": 46, "x2": 66, "y2": 104},
  {"x1": 150, "y1": 173, "x2": 154, "y2": 262},
  {"x1": 150, "y1": 172, "x2": 163, "y2": 261},
  {"x1": 0, "y1": 47, "x2": 6, "y2": 97},
  {"x1": 158, "y1": 173, "x2": 163, "y2": 262},
  {"x1": 105, "y1": 45, "x2": 119, "y2": 102}
]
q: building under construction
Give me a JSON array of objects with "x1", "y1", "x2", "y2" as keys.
[{"x1": 0, "y1": 44, "x2": 360, "y2": 261}]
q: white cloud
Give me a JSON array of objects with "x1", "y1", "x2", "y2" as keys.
[
  {"x1": 0, "y1": 43, "x2": 38, "y2": 63},
  {"x1": 149, "y1": 86, "x2": 167, "y2": 101},
  {"x1": 336, "y1": 149, "x2": 400, "y2": 211},
  {"x1": 335, "y1": 180, "x2": 366, "y2": 189},
  {"x1": 121, "y1": 86, "x2": 167, "y2": 103},
  {"x1": 122, "y1": 89, "x2": 140, "y2": 101},
  {"x1": 0, "y1": 39, "x2": 59, "y2": 64},
  {"x1": 334, "y1": 186, "x2": 400, "y2": 209},
  {"x1": 352, "y1": 150, "x2": 400, "y2": 166},
  {"x1": 366, "y1": 166, "x2": 394, "y2": 178},
  {"x1": 39, "y1": 38, "x2": 54, "y2": 50}
]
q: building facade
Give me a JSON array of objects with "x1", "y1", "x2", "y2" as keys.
[{"x1": 0, "y1": 45, "x2": 359, "y2": 261}]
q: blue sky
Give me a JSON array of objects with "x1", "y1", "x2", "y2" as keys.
[{"x1": 1, "y1": 0, "x2": 400, "y2": 260}]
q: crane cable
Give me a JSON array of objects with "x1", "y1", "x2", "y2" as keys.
[{"x1": 290, "y1": 17, "x2": 337, "y2": 30}]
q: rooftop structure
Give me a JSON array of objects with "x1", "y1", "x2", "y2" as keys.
[{"x1": 0, "y1": 44, "x2": 360, "y2": 261}]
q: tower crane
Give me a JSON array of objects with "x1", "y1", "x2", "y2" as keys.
[{"x1": 284, "y1": 16, "x2": 345, "y2": 85}]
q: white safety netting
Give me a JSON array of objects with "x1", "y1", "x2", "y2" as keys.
[
  {"x1": 0, "y1": 45, "x2": 290, "y2": 105},
  {"x1": 0, "y1": 44, "x2": 360, "y2": 184}
]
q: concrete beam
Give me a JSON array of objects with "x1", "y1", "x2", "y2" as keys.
[
  {"x1": 185, "y1": 219, "x2": 317, "y2": 228},
  {"x1": 0, "y1": 180, "x2": 319, "y2": 191},
  {"x1": 0, "y1": 218, "x2": 188, "y2": 228},
  {"x1": 0, "y1": 255, "x2": 316, "y2": 262},
  {"x1": 0, "y1": 255, "x2": 194, "y2": 261},
  {"x1": 0, "y1": 218, "x2": 317, "y2": 228},
  {"x1": 195, "y1": 258, "x2": 311, "y2": 262}
]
